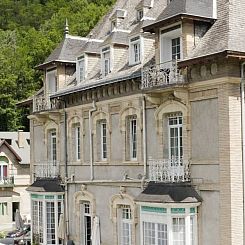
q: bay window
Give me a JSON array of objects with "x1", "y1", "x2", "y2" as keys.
[
  {"x1": 140, "y1": 205, "x2": 198, "y2": 245},
  {"x1": 31, "y1": 194, "x2": 64, "y2": 245}
]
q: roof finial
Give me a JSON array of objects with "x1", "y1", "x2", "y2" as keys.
[{"x1": 64, "y1": 18, "x2": 69, "y2": 37}]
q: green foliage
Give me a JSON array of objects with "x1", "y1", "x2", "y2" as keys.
[{"x1": 0, "y1": 0, "x2": 116, "y2": 131}]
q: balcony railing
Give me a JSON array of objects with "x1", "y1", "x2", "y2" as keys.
[
  {"x1": 34, "y1": 161, "x2": 60, "y2": 178},
  {"x1": 148, "y1": 158, "x2": 190, "y2": 183},
  {"x1": 33, "y1": 94, "x2": 60, "y2": 113},
  {"x1": 142, "y1": 60, "x2": 184, "y2": 89},
  {"x1": 0, "y1": 176, "x2": 14, "y2": 186}
]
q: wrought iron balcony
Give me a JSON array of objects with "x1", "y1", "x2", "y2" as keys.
[
  {"x1": 142, "y1": 60, "x2": 184, "y2": 89},
  {"x1": 148, "y1": 157, "x2": 190, "y2": 183},
  {"x1": 34, "y1": 161, "x2": 60, "y2": 178},
  {"x1": 33, "y1": 94, "x2": 60, "y2": 113},
  {"x1": 0, "y1": 176, "x2": 14, "y2": 186}
]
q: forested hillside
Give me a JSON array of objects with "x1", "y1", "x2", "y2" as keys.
[{"x1": 0, "y1": 0, "x2": 115, "y2": 131}]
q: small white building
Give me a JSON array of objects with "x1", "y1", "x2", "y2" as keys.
[{"x1": 0, "y1": 131, "x2": 30, "y2": 231}]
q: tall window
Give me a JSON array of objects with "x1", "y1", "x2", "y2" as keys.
[
  {"x1": 46, "y1": 69, "x2": 57, "y2": 94},
  {"x1": 0, "y1": 163, "x2": 7, "y2": 180},
  {"x1": 143, "y1": 222, "x2": 168, "y2": 245},
  {"x1": 102, "y1": 47, "x2": 110, "y2": 76},
  {"x1": 172, "y1": 217, "x2": 185, "y2": 245},
  {"x1": 46, "y1": 202, "x2": 55, "y2": 244},
  {"x1": 0, "y1": 203, "x2": 7, "y2": 215},
  {"x1": 49, "y1": 130, "x2": 57, "y2": 164},
  {"x1": 130, "y1": 37, "x2": 141, "y2": 65},
  {"x1": 101, "y1": 122, "x2": 107, "y2": 160},
  {"x1": 119, "y1": 205, "x2": 132, "y2": 245},
  {"x1": 168, "y1": 114, "x2": 183, "y2": 159},
  {"x1": 129, "y1": 117, "x2": 137, "y2": 160},
  {"x1": 75, "y1": 125, "x2": 81, "y2": 161},
  {"x1": 83, "y1": 202, "x2": 92, "y2": 245},
  {"x1": 79, "y1": 59, "x2": 85, "y2": 82},
  {"x1": 171, "y1": 37, "x2": 181, "y2": 60}
]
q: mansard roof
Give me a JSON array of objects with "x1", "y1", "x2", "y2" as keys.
[
  {"x1": 187, "y1": 0, "x2": 245, "y2": 60},
  {"x1": 102, "y1": 30, "x2": 129, "y2": 46},
  {"x1": 144, "y1": 0, "x2": 214, "y2": 31},
  {"x1": 36, "y1": 35, "x2": 88, "y2": 69}
]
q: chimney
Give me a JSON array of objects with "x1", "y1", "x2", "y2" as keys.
[
  {"x1": 213, "y1": 0, "x2": 217, "y2": 19},
  {"x1": 18, "y1": 130, "x2": 24, "y2": 148}
]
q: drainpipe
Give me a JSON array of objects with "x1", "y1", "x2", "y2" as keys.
[
  {"x1": 59, "y1": 97, "x2": 69, "y2": 243},
  {"x1": 241, "y1": 62, "x2": 245, "y2": 243},
  {"x1": 142, "y1": 96, "x2": 147, "y2": 177},
  {"x1": 89, "y1": 100, "x2": 97, "y2": 180}
]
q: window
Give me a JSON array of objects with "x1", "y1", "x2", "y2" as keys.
[
  {"x1": 119, "y1": 205, "x2": 132, "y2": 245},
  {"x1": 172, "y1": 217, "x2": 185, "y2": 245},
  {"x1": 75, "y1": 125, "x2": 81, "y2": 161},
  {"x1": 171, "y1": 37, "x2": 181, "y2": 60},
  {"x1": 143, "y1": 222, "x2": 168, "y2": 245},
  {"x1": 102, "y1": 47, "x2": 111, "y2": 76},
  {"x1": 127, "y1": 116, "x2": 137, "y2": 160},
  {"x1": 168, "y1": 114, "x2": 183, "y2": 159},
  {"x1": 141, "y1": 206, "x2": 198, "y2": 245},
  {"x1": 101, "y1": 122, "x2": 107, "y2": 160},
  {"x1": 137, "y1": 9, "x2": 144, "y2": 21},
  {"x1": 0, "y1": 203, "x2": 7, "y2": 215},
  {"x1": 46, "y1": 69, "x2": 57, "y2": 94},
  {"x1": 0, "y1": 163, "x2": 7, "y2": 180},
  {"x1": 130, "y1": 37, "x2": 141, "y2": 65},
  {"x1": 160, "y1": 25, "x2": 181, "y2": 65},
  {"x1": 49, "y1": 130, "x2": 57, "y2": 164},
  {"x1": 31, "y1": 195, "x2": 63, "y2": 245},
  {"x1": 83, "y1": 202, "x2": 92, "y2": 245},
  {"x1": 78, "y1": 58, "x2": 85, "y2": 82}
]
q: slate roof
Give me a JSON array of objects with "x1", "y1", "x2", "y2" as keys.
[
  {"x1": 37, "y1": 35, "x2": 88, "y2": 68},
  {"x1": 78, "y1": 40, "x2": 102, "y2": 55},
  {"x1": 102, "y1": 31, "x2": 129, "y2": 46},
  {"x1": 26, "y1": 178, "x2": 64, "y2": 193},
  {"x1": 188, "y1": 0, "x2": 245, "y2": 59},
  {"x1": 135, "y1": 182, "x2": 202, "y2": 203},
  {"x1": 0, "y1": 132, "x2": 30, "y2": 164}
]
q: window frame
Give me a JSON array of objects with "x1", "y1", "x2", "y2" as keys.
[
  {"x1": 0, "y1": 202, "x2": 8, "y2": 216},
  {"x1": 78, "y1": 57, "x2": 85, "y2": 82},
  {"x1": 129, "y1": 36, "x2": 142, "y2": 65},
  {"x1": 46, "y1": 68, "x2": 57, "y2": 95},
  {"x1": 100, "y1": 121, "x2": 107, "y2": 161},
  {"x1": 50, "y1": 130, "x2": 57, "y2": 164},
  {"x1": 168, "y1": 114, "x2": 183, "y2": 159},
  {"x1": 129, "y1": 117, "x2": 137, "y2": 160},
  {"x1": 101, "y1": 47, "x2": 111, "y2": 77},
  {"x1": 140, "y1": 205, "x2": 198, "y2": 245},
  {"x1": 82, "y1": 202, "x2": 92, "y2": 245},
  {"x1": 75, "y1": 125, "x2": 81, "y2": 161}
]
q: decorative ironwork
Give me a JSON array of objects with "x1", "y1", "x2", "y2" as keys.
[
  {"x1": 142, "y1": 60, "x2": 184, "y2": 89},
  {"x1": 34, "y1": 161, "x2": 60, "y2": 178},
  {"x1": 33, "y1": 94, "x2": 61, "y2": 113},
  {"x1": 0, "y1": 176, "x2": 14, "y2": 186},
  {"x1": 148, "y1": 157, "x2": 190, "y2": 183}
]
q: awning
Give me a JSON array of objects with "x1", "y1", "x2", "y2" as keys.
[{"x1": 135, "y1": 182, "x2": 202, "y2": 203}]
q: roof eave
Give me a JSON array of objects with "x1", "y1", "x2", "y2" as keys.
[
  {"x1": 143, "y1": 14, "x2": 215, "y2": 33},
  {"x1": 35, "y1": 60, "x2": 76, "y2": 70}
]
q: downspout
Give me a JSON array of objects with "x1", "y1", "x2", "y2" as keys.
[
  {"x1": 241, "y1": 62, "x2": 245, "y2": 243},
  {"x1": 142, "y1": 96, "x2": 147, "y2": 177},
  {"x1": 59, "y1": 97, "x2": 69, "y2": 243},
  {"x1": 89, "y1": 100, "x2": 97, "y2": 180}
]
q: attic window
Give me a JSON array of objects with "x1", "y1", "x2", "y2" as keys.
[{"x1": 137, "y1": 9, "x2": 144, "y2": 21}]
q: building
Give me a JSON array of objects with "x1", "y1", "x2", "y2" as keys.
[
  {"x1": 26, "y1": 0, "x2": 245, "y2": 244},
  {"x1": 0, "y1": 131, "x2": 31, "y2": 231}
]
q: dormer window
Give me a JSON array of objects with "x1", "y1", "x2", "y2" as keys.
[
  {"x1": 137, "y1": 9, "x2": 144, "y2": 21},
  {"x1": 160, "y1": 25, "x2": 182, "y2": 65},
  {"x1": 129, "y1": 36, "x2": 141, "y2": 65},
  {"x1": 102, "y1": 47, "x2": 111, "y2": 76},
  {"x1": 78, "y1": 56, "x2": 85, "y2": 82},
  {"x1": 46, "y1": 68, "x2": 57, "y2": 94}
]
